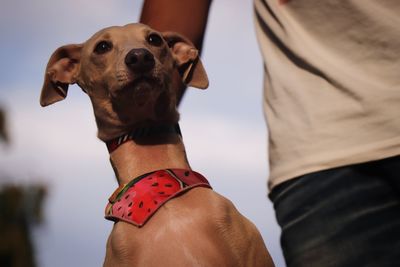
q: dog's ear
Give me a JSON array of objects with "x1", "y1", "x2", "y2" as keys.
[
  {"x1": 40, "y1": 44, "x2": 83, "y2": 107},
  {"x1": 163, "y1": 32, "x2": 208, "y2": 89}
]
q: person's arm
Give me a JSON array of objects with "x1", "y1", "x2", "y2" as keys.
[{"x1": 140, "y1": 0, "x2": 212, "y2": 102}]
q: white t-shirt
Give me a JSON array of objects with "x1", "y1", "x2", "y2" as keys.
[{"x1": 254, "y1": 0, "x2": 400, "y2": 189}]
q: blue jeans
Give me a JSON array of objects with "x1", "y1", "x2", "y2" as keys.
[{"x1": 269, "y1": 156, "x2": 400, "y2": 267}]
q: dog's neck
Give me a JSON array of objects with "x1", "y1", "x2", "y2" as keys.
[{"x1": 108, "y1": 132, "x2": 191, "y2": 185}]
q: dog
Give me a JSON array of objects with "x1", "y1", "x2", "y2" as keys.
[{"x1": 40, "y1": 23, "x2": 274, "y2": 267}]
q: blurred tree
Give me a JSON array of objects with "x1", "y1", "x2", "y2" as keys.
[
  {"x1": 0, "y1": 107, "x2": 47, "y2": 267},
  {"x1": 0, "y1": 185, "x2": 46, "y2": 267},
  {"x1": 0, "y1": 107, "x2": 9, "y2": 144}
]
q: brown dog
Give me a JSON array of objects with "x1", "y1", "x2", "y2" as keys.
[{"x1": 40, "y1": 23, "x2": 274, "y2": 267}]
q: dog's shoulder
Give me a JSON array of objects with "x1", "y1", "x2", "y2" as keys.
[
  {"x1": 105, "y1": 187, "x2": 270, "y2": 266},
  {"x1": 166, "y1": 187, "x2": 261, "y2": 242}
]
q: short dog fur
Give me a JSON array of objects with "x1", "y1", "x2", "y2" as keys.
[{"x1": 40, "y1": 23, "x2": 274, "y2": 267}]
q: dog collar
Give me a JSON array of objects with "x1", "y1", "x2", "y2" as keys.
[
  {"x1": 106, "y1": 124, "x2": 182, "y2": 153},
  {"x1": 105, "y1": 169, "x2": 212, "y2": 227}
]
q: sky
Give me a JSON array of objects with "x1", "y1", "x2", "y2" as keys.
[{"x1": 0, "y1": 0, "x2": 285, "y2": 266}]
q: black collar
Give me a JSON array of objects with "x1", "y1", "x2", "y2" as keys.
[{"x1": 106, "y1": 124, "x2": 182, "y2": 153}]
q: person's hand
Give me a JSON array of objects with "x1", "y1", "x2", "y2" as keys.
[{"x1": 140, "y1": 0, "x2": 212, "y2": 103}]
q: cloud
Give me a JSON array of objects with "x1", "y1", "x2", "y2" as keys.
[
  {"x1": 181, "y1": 113, "x2": 267, "y2": 172},
  {"x1": 0, "y1": 0, "x2": 142, "y2": 32},
  {"x1": 0, "y1": 0, "x2": 143, "y2": 88}
]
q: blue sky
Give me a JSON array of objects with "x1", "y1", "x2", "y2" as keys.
[{"x1": 0, "y1": 0, "x2": 285, "y2": 266}]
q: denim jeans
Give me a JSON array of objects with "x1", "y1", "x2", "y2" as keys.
[{"x1": 269, "y1": 156, "x2": 400, "y2": 267}]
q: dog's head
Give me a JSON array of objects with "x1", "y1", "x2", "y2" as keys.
[{"x1": 40, "y1": 23, "x2": 208, "y2": 141}]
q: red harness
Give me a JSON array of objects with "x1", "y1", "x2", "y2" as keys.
[{"x1": 105, "y1": 169, "x2": 212, "y2": 227}]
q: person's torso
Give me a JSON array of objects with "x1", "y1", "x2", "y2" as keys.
[{"x1": 254, "y1": 0, "x2": 400, "y2": 188}]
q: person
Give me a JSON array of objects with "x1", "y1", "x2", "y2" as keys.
[{"x1": 140, "y1": 0, "x2": 400, "y2": 266}]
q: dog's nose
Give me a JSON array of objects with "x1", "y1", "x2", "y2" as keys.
[{"x1": 125, "y1": 48, "x2": 155, "y2": 72}]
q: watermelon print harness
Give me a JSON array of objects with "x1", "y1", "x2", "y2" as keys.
[{"x1": 105, "y1": 169, "x2": 212, "y2": 227}]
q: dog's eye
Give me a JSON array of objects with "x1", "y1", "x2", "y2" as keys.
[
  {"x1": 94, "y1": 41, "x2": 113, "y2": 54},
  {"x1": 147, "y1": 33, "x2": 163, "y2": 47}
]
